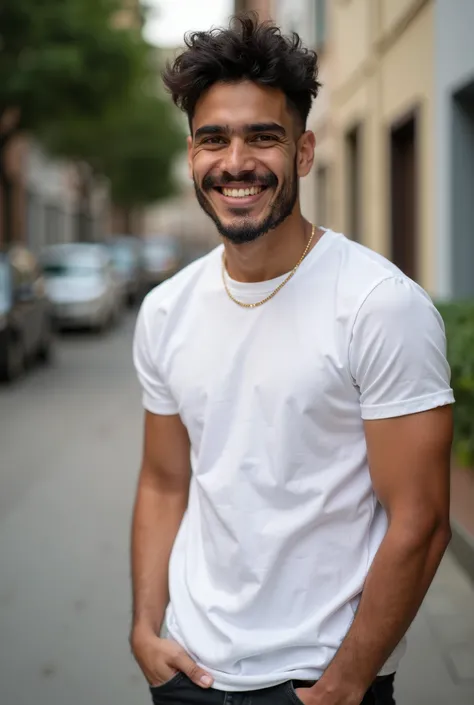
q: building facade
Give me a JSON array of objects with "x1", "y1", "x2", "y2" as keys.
[
  {"x1": 277, "y1": 0, "x2": 437, "y2": 293},
  {"x1": 235, "y1": 0, "x2": 457, "y2": 297},
  {"x1": 435, "y1": 0, "x2": 474, "y2": 299}
]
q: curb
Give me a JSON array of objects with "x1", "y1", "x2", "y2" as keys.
[{"x1": 450, "y1": 518, "x2": 474, "y2": 584}]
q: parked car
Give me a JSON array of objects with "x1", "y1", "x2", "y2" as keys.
[
  {"x1": 105, "y1": 235, "x2": 143, "y2": 306},
  {"x1": 0, "y1": 245, "x2": 54, "y2": 382},
  {"x1": 140, "y1": 235, "x2": 183, "y2": 292},
  {"x1": 41, "y1": 243, "x2": 123, "y2": 332}
]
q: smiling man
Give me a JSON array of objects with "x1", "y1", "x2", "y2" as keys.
[{"x1": 130, "y1": 15, "x2": 454, "y2": 705}]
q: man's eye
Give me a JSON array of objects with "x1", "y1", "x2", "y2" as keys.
[
  {"x1": 253, "y1": 134, "x2": 277, "y2": 143},
  {"x1": 202, "y1": 137, "x2": 225, "y2": 145}
]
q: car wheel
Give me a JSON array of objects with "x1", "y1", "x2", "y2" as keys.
[
  {"x1": 38, "y1": 317, "x2": 53, "y2": 363},
  {"x1": 1, "y1": 335, "x2": 25, "y2": 382},
  {"x1": 38, "y1": 320, "x2": 54, "y2": 364},
  {"x1": 109, "y1": 301, "x2": 121, "y2": 328},
  {"x1": 93, "y1": 308, "x2": 109, "y2": 334}
]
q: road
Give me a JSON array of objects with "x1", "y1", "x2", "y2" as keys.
[{"x1": 0, "y1": 310, "x2": 473, "y2": 705}]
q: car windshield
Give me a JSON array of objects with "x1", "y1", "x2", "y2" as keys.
[
  {"x1": 0, "y1": 261, "x2": 10, "y2": 313},
  {"x1": 43, "y1": 262, "x2": 102, "y2": 278},
  {"x1": 143, "y1": 240, "x2": 177, "y2": 264},
  {"x1": 143, "y1": 241, "x2": 174, "y2": 255},
  {"x1": 110, "y1": 246, "x2": 135, "y2": 271}
]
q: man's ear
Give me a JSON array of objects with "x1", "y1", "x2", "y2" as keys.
[{"x1": 297, "y1": 131, "x2": 316, "y2": 178}]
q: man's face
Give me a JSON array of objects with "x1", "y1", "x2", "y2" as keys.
[{"x1": 188, "y1": 81, "x2": 315, "y2": 245}]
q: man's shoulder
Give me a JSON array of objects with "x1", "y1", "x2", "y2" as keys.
[{"x1": 327, "y1": 231, "x2": 424, "y2": 306}]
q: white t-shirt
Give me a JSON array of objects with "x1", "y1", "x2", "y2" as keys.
[{"x1": 133, "y1": 229, "x2": 454, "y2": 691}]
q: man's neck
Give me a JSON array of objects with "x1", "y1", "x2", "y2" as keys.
[{"x1": 222, "y1": 215, "x2": 321, "y2": 283}]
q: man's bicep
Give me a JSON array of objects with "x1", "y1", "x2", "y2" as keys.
[
  {"x1": 364, "y1": 406, "x2": 453, "y2": 526},
  {"x1": 141, "y1": 411, "x2": 191, "y2": 495}
]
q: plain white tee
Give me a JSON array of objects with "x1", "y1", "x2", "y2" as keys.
[{"x1": 133, "y1": 229, "x2": 454, "y2": 691}]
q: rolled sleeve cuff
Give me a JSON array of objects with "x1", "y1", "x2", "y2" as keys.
[
  {"x1": 361, "y1": 389, "x2": 455, "y2": 420},
  {"x1": 142, "y1": 392, "x2": 179, "y2": 416}
]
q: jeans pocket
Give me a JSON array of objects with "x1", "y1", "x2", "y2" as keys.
[
  {"x1": 149, "y1": 671, "x2": 184, "y2": 695},
  {"x1": 284, "y1": 680, "x2": 314, "y2": 705}
]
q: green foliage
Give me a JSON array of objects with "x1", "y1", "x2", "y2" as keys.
[
  {"x1": 0, "y1": 0, "x2": 143, "y2": 131},
  {"x1": 40, "y1": 83, "x2": 185, "y2": 209},
  {"x1": 103, "y1": 94, "x2": 185, "y2": 207},
  {"x1": 436, "y1": 301, "x2": 474, "y2": 468},
  {"x1": 1, "y1": 0, "x2": 184, "y2": 213}
]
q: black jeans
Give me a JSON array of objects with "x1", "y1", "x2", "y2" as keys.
[{"x1": 149, "y1": 673, "x2": 396, "y2": 705}]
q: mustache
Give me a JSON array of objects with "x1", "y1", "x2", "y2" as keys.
[{"x1": 202, "y1": 171, "x2": 278, "y2": 191}]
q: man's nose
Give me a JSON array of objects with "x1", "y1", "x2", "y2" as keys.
[{"x1": 220, "y1": 138, "x2": 256, "y2": 176}]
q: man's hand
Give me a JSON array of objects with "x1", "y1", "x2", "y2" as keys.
[
  {"x1": 130, "y1": 627, "x2": 214, "y2": 689},
  {"x1": 294, "y1": 688, "x2": 314, "y2": 704},
  {"x1": 294, "y1": 684, "x2": 365, "y2": 705}
]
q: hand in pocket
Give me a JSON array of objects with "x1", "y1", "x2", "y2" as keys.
[{"x1": 131, "y1": 629, "x2": 214, "y2": 689}]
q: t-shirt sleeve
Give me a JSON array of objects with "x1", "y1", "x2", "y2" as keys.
[
  {"x1": 349, "y1": 276, "x2": 455, "y2": 420},
  {"x1": 133, "y1": 297, "x2": 179, "y2": 415}
]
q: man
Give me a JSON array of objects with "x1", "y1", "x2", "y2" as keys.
[{"x1": 131, "y1": 15, "x2": 454, "y2": 705}]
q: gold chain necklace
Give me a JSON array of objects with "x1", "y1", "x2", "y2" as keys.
[{"x1": 221, "y1": 224, "x2": 316, "y2": 309}]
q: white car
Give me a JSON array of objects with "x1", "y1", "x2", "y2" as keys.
[{"x1": 41, "y1": 243, "x2": 124, "y2": 331}]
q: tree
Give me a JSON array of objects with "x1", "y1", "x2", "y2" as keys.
[
  {"x1": 41, "y1": 80, "x2": 185, "y2": 234},
  {"x1": 107, "y1": 94, "x2": 185, "y2": 232},
  {"x1": 0, "y1": 0, "x2": 145, "y2": 241}
]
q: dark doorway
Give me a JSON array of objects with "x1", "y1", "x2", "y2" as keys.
[
  {"x1": 451, "y1": 79, "x2": 474, "y2": 298},
  {"x1": 390, "y1": 114, "x2": 417, "y2": 279},
  {"x1": 316, "y1": 164, "x2": 330, "y2": 227},
  {"x1": 346, "y1": 124, "x2": 362, "y2": 242}
]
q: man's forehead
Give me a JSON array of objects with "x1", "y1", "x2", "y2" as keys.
[{"x1": 193, "y1": 81, "x2": 289, "y2": 125}]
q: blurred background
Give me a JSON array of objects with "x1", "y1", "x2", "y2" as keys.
[{"x1": 1, "y1": 1, "x2": 473, "y2": 704}]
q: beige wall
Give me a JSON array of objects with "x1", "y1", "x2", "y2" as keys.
[
  {"x1": 234, "y1": 0, "x2": 275, "y2": 20},
  {"x1": 332, "y1": 0, "x2": 372, "y2": 91},
  {"x1": 234, "y1": 1, "x2": 436, "y2": 289},
  {"x1": 329, "y1": 0, "x2": 435, "y2": 291}
]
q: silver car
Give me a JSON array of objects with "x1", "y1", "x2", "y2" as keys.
[{"x1": 41, "y1": 244, "x2": 123, "y2": 331}]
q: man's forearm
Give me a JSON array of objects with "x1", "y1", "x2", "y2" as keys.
[
  {"x1": 311, "y1": 520, "x2": 451, "y2": 704},
  {"x1": 130, "y1": 476, "x2": 186, "y2": 635}
]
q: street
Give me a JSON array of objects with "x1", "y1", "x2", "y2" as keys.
[{"x1": 1, "y1": 310, "x2": 473, "y2": 705}]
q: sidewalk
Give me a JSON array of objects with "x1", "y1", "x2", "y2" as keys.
[
  {"x1": 396, "y1": 550, "x2": 474, "y2": 705},
  {"x1": 450, "y1": 465, "x2": 474, "y2": 582}
]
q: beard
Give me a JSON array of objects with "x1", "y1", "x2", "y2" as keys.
[{"x1": 193, "y1": 161, "x2": 298, "y2": 245}]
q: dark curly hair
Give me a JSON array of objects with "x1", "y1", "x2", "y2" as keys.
[{"x1": 162, "y1": 14, "x2": 321, "y2": 133}]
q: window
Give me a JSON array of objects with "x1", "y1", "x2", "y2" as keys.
[
  {"x1": 0, "y1": 261, "x2": 12, "y2": 313},
  {"x1": 315, "y1": 0, "x2": 327, "y2": 49},
  {"x1": 451, "y1": 81, "x2": 474, "y2": 297}
]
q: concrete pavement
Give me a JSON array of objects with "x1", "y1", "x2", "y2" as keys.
[{"x1": 0, "y1": 310, "x2": 473, "y2": 705}]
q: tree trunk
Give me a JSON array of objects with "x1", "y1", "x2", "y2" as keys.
[
  {"x1": 0, "y1": 117, "x2": 21, "y2": 245},
  {"x1": 0, "y1": 144, "x2": 14, "y2": 244},
  {"x1": 123, "y1": 207, "x2": 133, "y2": 235}
]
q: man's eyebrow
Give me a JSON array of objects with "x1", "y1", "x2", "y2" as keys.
[
  {"x1": 194, "y1": 122, "x2": 287, "y2": 140},
  {"x1": 246, "y1": 123, "x2": 286, "y2": 136},
  {"x1": 194, "y1": 125, "x2": 225, "y2": 139}
]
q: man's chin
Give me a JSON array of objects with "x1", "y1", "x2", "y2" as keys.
[{"x1": 214, "y1": 216, "x2": 273, "y2": 244}]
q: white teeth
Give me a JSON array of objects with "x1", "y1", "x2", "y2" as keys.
[{"x1": 222, "y1": 186, "x2": 263, "y2": 198}]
